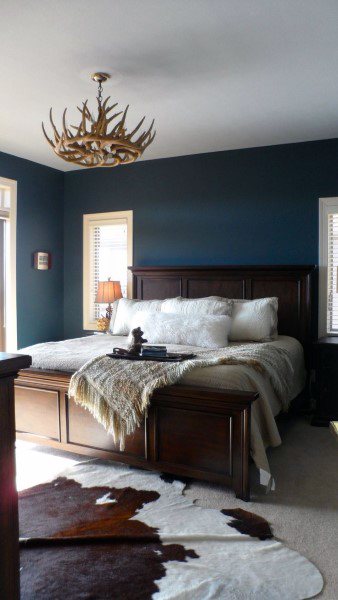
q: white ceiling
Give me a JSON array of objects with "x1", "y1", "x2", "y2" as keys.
[{"x1": 1, "y1": 0, "x2": 338, "y2": 171}]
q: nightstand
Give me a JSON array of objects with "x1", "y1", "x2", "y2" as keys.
[{"x1": 313, "y1": 337, "x2": 338, "y2": 426}]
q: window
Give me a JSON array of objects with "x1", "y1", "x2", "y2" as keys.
[
  {"x1": 83, "y1": 210, "x2": 133, "y2": 330},
  {"x1": 319, "y1": 198, "x2": 338, "y2": 336}
]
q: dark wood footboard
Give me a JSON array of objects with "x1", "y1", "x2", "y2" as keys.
[{"x1": 15, "y1": 369, "x2": 257, "y2": 500}]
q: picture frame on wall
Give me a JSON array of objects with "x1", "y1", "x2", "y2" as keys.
[{"x1": 33, "y1": 251, "x2": 51, "y2": 270}]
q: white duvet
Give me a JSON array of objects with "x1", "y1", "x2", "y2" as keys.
[{"x1": 20, "y1": 334, "x2": 306, "y2": 490}]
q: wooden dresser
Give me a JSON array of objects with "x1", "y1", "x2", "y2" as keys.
[{"x1": 313, "y1": 337, "x2": 338, "y2": 426}]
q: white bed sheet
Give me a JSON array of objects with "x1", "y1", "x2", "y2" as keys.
[{"x1": 20, "y1": 334, "x2": 306, "y2": 489}]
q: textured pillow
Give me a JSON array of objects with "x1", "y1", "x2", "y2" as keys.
[
  {"x1": 113, "y1": 298, "x2": 163, "y2": 335},
  {"x1": 130, "y1": 311, "x2": 232, "y2": 348},
  {"x1": 161, "y1": 296, "x2": 233, "y2": 316},
  {"x1": 229, "y1": 297, "x2": 278, "y2": 342},
  {"x1": 108, "y1": 300, "x2": 120, "y2": 332}
]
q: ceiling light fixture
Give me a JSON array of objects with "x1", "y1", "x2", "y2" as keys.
[{"x1": 42, "y1": 72, "x2": 156, "y2": 168}]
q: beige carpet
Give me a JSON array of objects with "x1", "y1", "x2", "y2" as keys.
[
  {"x1": 17, "y1": 415, "x2": 337, "y2": 599},
  {"x1": 184, "y1": 416, "x2": 338, "y2": 600}
]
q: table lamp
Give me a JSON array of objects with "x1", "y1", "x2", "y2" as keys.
[{"x1": 95, "y1": 278, "x2": 122, "y2": 320}]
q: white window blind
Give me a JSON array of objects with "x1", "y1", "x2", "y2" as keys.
[
  {"x1": 90, "y1": 220, "x2": 128, "y2": 321},
  {"x1": 327, "y1": 212, "x2": 338, "y2": 334},
  {"x1": 83, "y1": 210, "x2": 133, "y2": 330},
  {"x1": 0, "y1": 186, "x2": 10, "y2": 218}
]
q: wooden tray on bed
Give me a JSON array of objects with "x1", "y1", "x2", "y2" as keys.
[{"x1": 107, "y1": 351, "x2": 197, "y2": 362}]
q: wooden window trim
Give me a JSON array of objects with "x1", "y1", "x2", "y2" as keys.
[{"x1": 319, "y1": 197, "x2": 338, "y2": 337}]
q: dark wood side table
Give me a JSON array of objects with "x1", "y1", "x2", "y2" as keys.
[
  {"x1": 0, "y1": 353, "x2": 31, "y2": 600},
  {"x1": 312, "y1": 337, "x2": 338, "y2": 426}
]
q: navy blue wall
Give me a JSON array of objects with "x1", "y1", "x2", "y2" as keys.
[
  {"x1": 4, "y1": 138, "x2": 337, "y2": 344},
  {"x1": 63, "y1": 138, "x2": 338, "y2": 339},
  {"x1": 0, "y1": 151, "x2": 64, "y2": 348}
]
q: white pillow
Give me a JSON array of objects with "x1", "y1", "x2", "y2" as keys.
[
  {"x1": 229, "y1": 297, "x2": 278, "y2": 342},
  {"x1": 161, "y1": 296, "x2": 233, "y2": 316},
  {"x1": 108, "y1": 300, "x2": 119, "y2": 331},
  {"x1": 130, "y1": 311, "x2": 232, "y2": 349},
  {"x1": 113, "y1": 298, "x2": 163, "y2": 335}
]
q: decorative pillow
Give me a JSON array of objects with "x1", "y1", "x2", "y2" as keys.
[
  {"x1": 108, "y1": 300, "x2": 120, "y2": 332},
  {"x1": 229, "y1": 297, "x2": 278, "y2": 342},
  {"x1": 161, "y1": 296, "x2": 233, "y2": 316},
  {"x1": 130, "y1": 311, "x2": 232, "y2": 349},
  {"x1": 112, "y1": 298, "x2": 163, "y2": 335}
]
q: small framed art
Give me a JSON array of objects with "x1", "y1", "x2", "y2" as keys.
[{"x1": 34, "y1": 251, "x2": 51, "y2": 270}]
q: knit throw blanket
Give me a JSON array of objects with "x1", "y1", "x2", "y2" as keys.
[{"x1": 68, "y1": 344, "x2": 294, "y2": 450}]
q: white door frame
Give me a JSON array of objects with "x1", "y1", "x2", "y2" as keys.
[{"x1": 0, "y1": 176, "x2": 17, "y2": 350}]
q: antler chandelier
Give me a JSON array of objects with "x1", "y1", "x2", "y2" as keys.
[{"x1": 42, "y1": 72, "x2": 155, "y2": 168}]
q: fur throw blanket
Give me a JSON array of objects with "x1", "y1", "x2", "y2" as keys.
[{"x1": 69, "y1": 344, "x2": 294, "y2": 449}]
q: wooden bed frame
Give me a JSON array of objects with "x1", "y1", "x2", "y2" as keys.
[{"x1": 15, "y1": 265, "x2": 316, "y2": 500}]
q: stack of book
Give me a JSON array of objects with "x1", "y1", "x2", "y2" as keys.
[{"x1": 141, "y1": 345, "x2": 168, "y2": 358}]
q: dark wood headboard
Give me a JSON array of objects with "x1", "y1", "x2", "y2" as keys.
[{"x1": 130, "y1": 265, "x2": 317, "y2": 347}]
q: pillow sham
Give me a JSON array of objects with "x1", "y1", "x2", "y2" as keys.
[
  {"x1": 130, "y1": 311, "x2": 232, "y2": 349},
  {"x1": 161, "y1": 296, "x2": 233, "y2": 316},
  {"x1": 229, "y1": 297, "x2": 278, "y2": 342},
  {"x1": 108, "y1": 300, "x2": 119, "y2": 331},
  {"x1": 112, "y1": 298, "x2": 163, "y2": 335}
]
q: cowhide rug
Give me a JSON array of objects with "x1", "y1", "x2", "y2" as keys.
[{"x1": 19, "y1": 460, "x2": 323, "y2": 600}]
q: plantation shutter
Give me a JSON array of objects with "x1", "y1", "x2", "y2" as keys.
[
  {"x1": 89, "y1": 219, "x2": 128, "y2": 322},
  {"x1": 327, "y1": 212, "x2": 338, "y2": 333}
]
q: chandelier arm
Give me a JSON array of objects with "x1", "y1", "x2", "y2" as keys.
[
  {"x1": 77, "y1": 101, "x2": 91, "y2": 133},
  {"x1": 41, "y1": 122, "x2": 55, "y2": 148},
  {"x1": 143, "y1": 131, "x2": 156, "y2": 149},
  {"x1": 56, "y1": 143, "x2": 89, "y2": 155},
  {"x1": 95, "y1": 116, "x2": 107, "y2": 136},
  {"x1": 110, "y1": 121, "x2": 123, "y2": 136},
  {"x1": 134, "y1": 131, "x2": 148, "y2": 145},
  {"x1": 55, "y1": 148, "x2": 92, "y2": 161},
  {"x1": 55, "y1": 139, "x2": 93, "y2": 156},
  {"x1": 97, "y1": 102, "x2": 113, "y2": 132},
  {"x1": 100, "y1": 96, "x2": 111, "y2": 112},
  {"x1": 71, "y1": 123, "x2": 82, "y2": 136},
  {"x1": 84, "y1": 104, "x2": 93, "y2": 123},
  {"x1": 106, "y1": 111, "x2": 124, "y2": 126},
  {"x1": 62, "y1": 108, "x2": 69, "y2": 139},
  {"x1": 135, "y1": 119, "x2": 155, "y2": 145},
  {"x1": 144, "y1": 131, "x2": 156, "y2": 146},
  {"x1": 105, "y1": 102, "x2": 118, "y2": 115},
  {"x1": 116, "y1": 105, "x2": 129, "y2": 136},
  {"x1": 76, "y1": 108, "x2": 85, "y2": 135},
  {"x1": 49, "y1": 108, "x2": 61, "y2": 142},
  {"x1": 125, "y1": 116, "x2": 145, "y2": 141},
  {"x1": 83, "y1": 110, "x2": 91, "y2": 127},
  {"x1": 81, "y1": 101, "x2": 89, "y2": 134}
]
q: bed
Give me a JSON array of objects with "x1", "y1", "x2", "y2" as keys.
[{"x1": 15, "y1": 265, "x2": 316, "y2": 500}]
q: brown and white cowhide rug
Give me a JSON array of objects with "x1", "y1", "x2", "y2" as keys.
[{"x1": 19, "y1": 460, "x2": 323, "y2": 600}]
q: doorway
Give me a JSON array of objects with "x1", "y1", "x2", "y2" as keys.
[{"x1": 0, "y1": 178, "x2": 17, "y2": 351}]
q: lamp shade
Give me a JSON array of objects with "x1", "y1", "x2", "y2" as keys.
[{"x1": 95, "y1": 280, "x2": 122, "y2": 304}]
